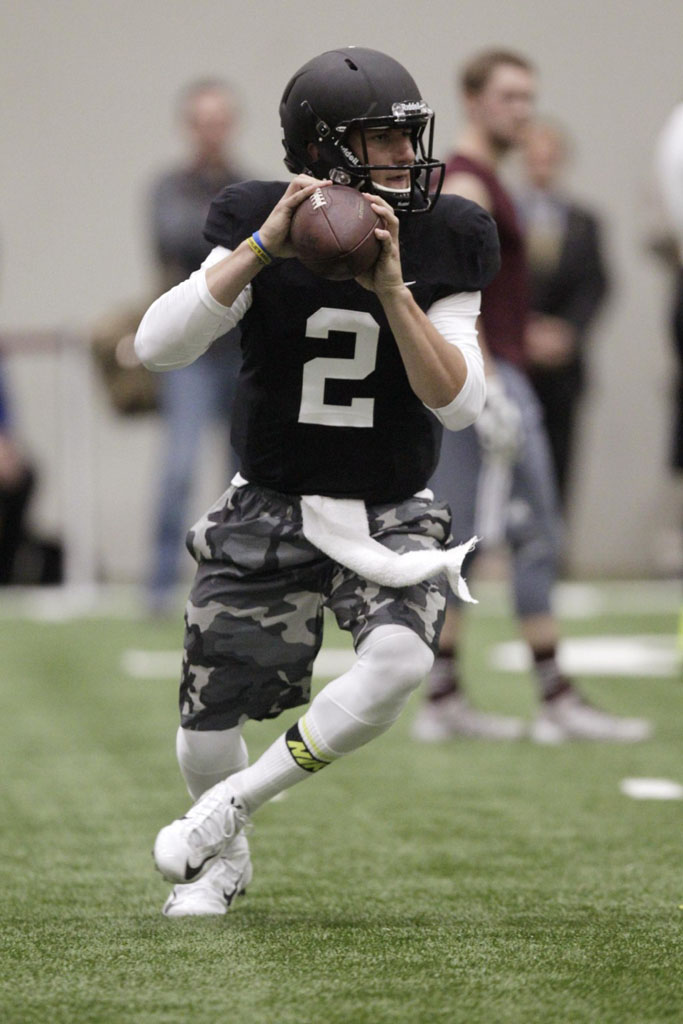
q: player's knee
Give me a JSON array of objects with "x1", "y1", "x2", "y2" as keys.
[
  {"x1": 508, "y1": 502, "x2": 562, "y2": 567},
  {"x1": 176, "y1": 724, "x2": 245, "y2": 774},
  {"x1": 511, "y1": 535, "x2": 560, "y2": 611},
  {"x1": 358, "y1": 625, "x2": 434, "y2": 698}
]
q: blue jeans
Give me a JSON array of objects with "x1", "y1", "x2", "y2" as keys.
[{"x1": 148, "y1": 331, "x2": 241, "y2": 600}]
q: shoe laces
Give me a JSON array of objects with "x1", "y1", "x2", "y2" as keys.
[{"x1": 187, "y1": 788, "x2": 248, "y2": 851}]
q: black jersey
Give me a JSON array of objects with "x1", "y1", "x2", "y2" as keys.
[{"x1": 204, "y1": 181, "x2": 499, "y2": 502}]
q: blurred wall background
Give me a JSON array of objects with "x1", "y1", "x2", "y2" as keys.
[{"x1": 1, "y1": 0, "x2": 682, "y2": 582}]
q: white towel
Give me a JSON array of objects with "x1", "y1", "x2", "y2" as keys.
[{"x1": 300, "y1": 494, "x2": 477, "y2": 603}]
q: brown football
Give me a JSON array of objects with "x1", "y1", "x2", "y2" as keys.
[{"x1": 289, "y1": 184, "x2": 382, "y2": 280}]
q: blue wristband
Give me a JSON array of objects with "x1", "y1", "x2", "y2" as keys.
[{"x1": 249, "y1": 230, "x2": 274, "y2": 265}]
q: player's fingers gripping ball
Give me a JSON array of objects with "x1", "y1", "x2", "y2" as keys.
[{"x1": 289, "y1": 184, "x2": 382, "y2": 280}]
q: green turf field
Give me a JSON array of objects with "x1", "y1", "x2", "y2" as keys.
[{"x1": 1, "y1": 583, "x2": 681, "y2": 1024}]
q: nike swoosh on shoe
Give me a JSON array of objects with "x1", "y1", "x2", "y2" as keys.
[
  {"x1": 184, "y1": 852, "x2": 217, "y2": 881},
  {"x1": 223, "y1": 884, "x2": 241, "y2": 907}
]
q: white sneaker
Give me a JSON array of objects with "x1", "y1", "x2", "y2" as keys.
[
  {"x1": 411, "y1": 693, "x2": 525, "y2": 741},
  {"x1": 153, "y1": 779, "x2": 250, "y2": 884},
  {"x1": 531, "y1": 690, "x2": 652, "y2": 744},
  {"x1": 162, "y1": 833, "x2": 252, "y2": 917}
]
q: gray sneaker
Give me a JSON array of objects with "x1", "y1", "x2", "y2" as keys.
[
  {"x1": 153, "y1": 779, "x2": 250, "y2": 885},
  {"x1": 411, "y1": 693, "x2": 525, "y2": 741},
  {"x1": 531, "y1": 690, "x2": 652, "y2": 744},
  {"x1": 162, "y1": 833, "x2": 252, "y2": 917}
]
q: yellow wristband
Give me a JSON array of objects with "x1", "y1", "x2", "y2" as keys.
[{"x1": 247, "y1": 232, "x2": 273, "y2": 266}]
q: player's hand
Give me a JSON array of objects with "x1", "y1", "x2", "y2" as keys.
[
  {"x1": 474, "y1": 377, "x2": 522, "y2": 461},
  {"x1": 525, "y1": 314, "x2": 576, "y2": 368},
  {"x1": 355, "y1": 193, "x2": 405, "y2": 295},
  {"x1": 258, "y1": 175, "x2": 331, "y2": 259}
]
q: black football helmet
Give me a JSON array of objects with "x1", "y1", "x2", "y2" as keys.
[{"x1": 279, "y1": 47, "x2": 444, "y2": 213}]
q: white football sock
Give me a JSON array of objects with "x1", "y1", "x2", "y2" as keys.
[
  {"x1": 229, "y1": 625, "x2": 432, "y2": 812},
  {"x1": 176, "y1": 725, "x2": 248, "y2": 800}
]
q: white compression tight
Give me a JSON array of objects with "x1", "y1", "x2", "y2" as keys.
[
  {"x1": 227, "y1": 624, "x2": 434, "y2": 813},
  {"x1": 176, "y1": 725, "x2": 248, "y2": 801}
]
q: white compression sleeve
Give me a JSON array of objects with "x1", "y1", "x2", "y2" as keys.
[
  {"x1": 425, "y1": 291, "x2": 486, "y2": 430},
  {"x1": 134, "y1": 246, "x2": 253, "y2": 370},
  {"x1": 176, "y1": 725, "x2": 248, "y2": 801},
  {"x1": 302, "y1": 625, "x2": 434, "y2": 756},
  {"x1": 227, "y1": 626, "x2": 433, "y2": 812}
]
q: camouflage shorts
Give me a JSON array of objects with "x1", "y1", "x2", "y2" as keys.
[{"x1": 179, "y1": 481, "x2": 451, "y2": 730}]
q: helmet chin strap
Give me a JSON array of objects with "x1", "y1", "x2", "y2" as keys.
[
  {"x1": 327, "y1": 165, "x2": 418, "y2": 211},
  {"x1": 371, "y1": 181, "x2": 411, "y2": 198}
]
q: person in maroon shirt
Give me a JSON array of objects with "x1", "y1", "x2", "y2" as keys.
[{"x1": 413, "y1": 49, "x2": 651, "y2": 743}]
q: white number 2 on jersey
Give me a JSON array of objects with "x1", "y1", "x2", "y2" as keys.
[{"x1": 298, "y1": 307, "x2": 379, "y2": 428}]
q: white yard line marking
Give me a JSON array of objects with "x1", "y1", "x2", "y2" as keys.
[
  {"x1": 490, "y1": 635, "x2": 679, "y2": 678},
  {"x1": 121, "y1": 650, "x2": 180, "y2": 678},
  {"x1": 620, "y1": 778, "x2": 683, "y2": 800},
  {"x1": 123, "y1": 635, "x2": 678, "y2": 682},
  {"x1": 121, "y1": 647, "x2": 356, "y2": 681},
  {"x1": 554, "y1": 581, "x2": 681, "y2": 618},
  {"x1": 472, "y1": 579, "x2": 681, "y2": 619}
]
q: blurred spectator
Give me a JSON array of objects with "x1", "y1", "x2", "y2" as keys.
[
  {"x1": 412, "y1": 49, "x2": 650, "y2": 743},
  {"x1": 0, "y1": 358, "x2": 61, "y2": 584},
  {"x1": 515, "y1": 119, "x2": 610, "y2": 509},
  {"x1": 92, "y1": 302, "x2": 159, "y2": 417},
  {"x1": 654, "y1": 101, "x2": 683, "y2": 476},
  {"x1": 146, "y1": 79, "x2": 247, "y2": 614},
  {"x1": 0, "y1": 362, "x2": 33, "y2": 582}
]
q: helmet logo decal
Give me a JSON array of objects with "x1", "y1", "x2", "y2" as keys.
[
  {"x1": 392, "y1": 100, "x2": 431, "y2": 120},
  {"x1": 339, "y1": 144, "x2": 361, "y2": 167}
]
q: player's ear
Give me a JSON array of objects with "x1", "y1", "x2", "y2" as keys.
[{"x1": 306, "y1": 142, "x2": 319, "y2": 161}]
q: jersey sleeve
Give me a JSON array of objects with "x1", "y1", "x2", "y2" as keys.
[
  {"x1": 442, "y1": 198, "x2": 501, "y2": 292},
  {"x1": 400, "y1": 195, "x2": 500, "y2": 298},
  {"x1": 204, "y1": 180, "x2": 288, "y2": 250}
]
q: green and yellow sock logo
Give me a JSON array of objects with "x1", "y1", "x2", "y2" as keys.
[{"x1": 285, "y1": 721, "x2": 330, "y2": 773}]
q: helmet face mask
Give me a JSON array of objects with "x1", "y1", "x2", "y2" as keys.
[{"x1": 280, "y1": 48, "x2": 445, "y2": 213}]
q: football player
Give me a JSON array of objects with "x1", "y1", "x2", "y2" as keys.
[{"x1": 136, "y1": 47, "x2": 499, "y2": 916}]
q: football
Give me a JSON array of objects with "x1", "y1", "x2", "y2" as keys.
[{"x1": 289, "y1": 184, "x2": 382, "y2": 280}]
